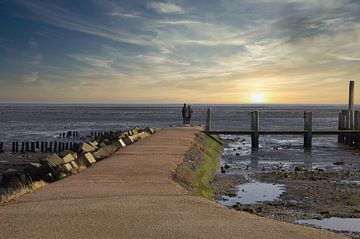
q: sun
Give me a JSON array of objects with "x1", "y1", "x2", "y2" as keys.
[{"x1": 251, "y1": 93, "x2": 265, "y2": 103}]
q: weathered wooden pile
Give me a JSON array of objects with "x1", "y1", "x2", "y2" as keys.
[
  {"x1": 207, "y1": 81, "x2": 359, "y2": 150},
  {"x1": 0, "y1": 127, "x2": 156, "y2": 187}
]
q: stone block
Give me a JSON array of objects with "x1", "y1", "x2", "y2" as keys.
[
  {"x1": 70, "y1": 161, "x2": 79, "y2": 170},
  {"x1": 47, "y1": 154, "x2": 64, "y2": 167},
  {"x1": 89, "y1": 141, "x2": 99, "y2": 148},
  {"x1": 62, "y1": 152, "x2": 77, "y2": 163},
  {"x1": 117, "y1": 138, "x2": 126, "y2": 147},
  {"x1": 83, "y1": 152, "x2": 96, "y2": 164},
  {"x1": 144, "y1": 127, "x2": 156, "y2": 134},
  {"x1": 123, "y1": 136, "x2": 134, "y2": 145},
  {"x1": 62, "y1": 163, "x2": 73, "y2": 173},
  {"x1": 80, "y1": 142, "x2": 97, "y2": 153}
]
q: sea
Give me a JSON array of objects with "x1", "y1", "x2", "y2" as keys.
[{"x1": 0, "y1": 103, "x2": 356, "y2": 156}]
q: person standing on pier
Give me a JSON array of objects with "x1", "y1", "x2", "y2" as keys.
[
  {"x1": 182, "y1": 104, "x2": 188, "y2": 125},
  {"x1": 187, "y1": 105, "x2": 193, "y2": 125}
]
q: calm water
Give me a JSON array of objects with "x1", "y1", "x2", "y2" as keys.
[
  {"x1": 220, "y1": 182, "x2": 285, "y2": 206},
  {"x1": 297, "y1": 217, "x2": 360, "y2": 232},
  {"x1": 0, "y1": 103, "x2": 354, "y2": 151}
]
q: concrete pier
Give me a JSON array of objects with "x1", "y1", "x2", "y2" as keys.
[{"x1": 0, "y1": 128, "x2": 343, "y2": 239}]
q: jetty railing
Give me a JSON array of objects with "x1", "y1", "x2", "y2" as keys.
[{"x1": 206, "y1": 80, "x2": 359, "y2": 149}]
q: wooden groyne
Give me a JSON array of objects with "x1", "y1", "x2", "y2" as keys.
[
  {"x1": 207, "y1": 81, "x2": 358, "y2": 149},
  {"x1": 0, "y1": 130, "x2": 124, "y2": 154},
  {"x1": 0, "y1": 127, "x2": 156, "y2": 188}
]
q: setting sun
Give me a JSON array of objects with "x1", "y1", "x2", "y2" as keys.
[{"x1": 251, "y1": 93, "x2": 265, "y2": 103}]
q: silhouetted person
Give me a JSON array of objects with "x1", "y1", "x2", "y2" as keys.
[
  {"x1": 187, "y1": 105, "x2": 193, "y2": 124},
  {"x1": 182, "y1": 103, "x2": 187, "y2": 125}
]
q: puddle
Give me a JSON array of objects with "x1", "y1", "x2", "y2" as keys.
[
  {"x1": 296, "y1": 217, "x2": 360, "y2": 232},
  {"x1": 219, "y1": 182, "x2": 285, "y2": 206}
]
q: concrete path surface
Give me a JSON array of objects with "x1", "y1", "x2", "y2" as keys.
[{"x1": 0, "y1": 128, "x2": 346, "y2": 238}]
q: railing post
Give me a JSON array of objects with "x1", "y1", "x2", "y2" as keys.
[
  {"x1": 338, "y1": 112, "x2": 345, "y2": 143},
  {"x1": 355, "y1": 111, "x2": 360, "y2": 148},
  {"x1": 251, "y1": 111, "x2": 259, "y2": 149},
  {"x1": 206, "y1": 107, "x2": 212, "y2": 134},
  {"x1": 349, "y1": 80, "x2": 355, "y2": 129},
  {"x1": 304, "y1": 111, "x2": 312, "y2": 148}
]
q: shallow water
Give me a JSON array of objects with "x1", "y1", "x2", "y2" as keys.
[
  {"x1": 296, "y1": 217, "x2": 360, "y2": 232},
  {"x1": 219, "y1": 182, "x2": 285, "y2": 206}
]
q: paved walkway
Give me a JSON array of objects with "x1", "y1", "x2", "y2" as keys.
[{"x1": 0, "y1": 128, "x2": 346, "y2": 238}]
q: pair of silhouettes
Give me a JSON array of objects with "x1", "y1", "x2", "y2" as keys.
[{"x1": 182, "y1": 104, "x2": 193, "y2": 125}]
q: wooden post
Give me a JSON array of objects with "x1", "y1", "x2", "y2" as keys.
[
  {"x1": 0, "y1": 142, "x2": 3, "y2": 153},
  {"x1": 41, "y1": 142, "x2": 44, "y2": 152},
  {"x1": 36, "y1": 141, "x2": 39, "y2": 149},
  {"x1": 12, "y1": 142, "x2": 16, "y2": 153},
  {"x1": 54, "y1": 142, "x2": 58, "y2": 152},
  {"x1": 355, "y1": 111, "x2": 360, "y2": 148},
  {"x1": 304, "y1": 111, "x2": 312, "y2": 148},
  {"x1": 21, "y1": 142, "x2": 25, "y2": 153},
  {"x1": 15, "y1": 142, "x2": 19, "y2": 153},
  {"x1": 251, "y1": 111, "x2": 259, "y2": 149},
  {"x1": 206, "y1": 107, "x2": 212, "y2": 134},
  {"x1": 338, "y1": 112, "x2": 344, "y2": 143},
  {"x1": 31, "y1": 142, "x2": 35, "y2": 152},
  {"x1": 25, "y1": 142, "x2": 29, "y2": 152},
  {"x1": 349, "y1": 81, "x2": 355, "y2": 128}
]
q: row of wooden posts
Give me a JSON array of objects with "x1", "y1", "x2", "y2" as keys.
[
  {"x1": 58, "y1": 130, "x2": 115, "y2": 138},
  {"x1": 7, "y1": 141, "x2": 82, "y2": 153},
  {"x1": 0, "y1": 130, "x2": 121, "y2": 154},
  {"x1": 59, "y1": 131, "x2": 80, "y2": 138},
  {"x1": 205, "y1": 80, "x2": 358, "y2": 149}
]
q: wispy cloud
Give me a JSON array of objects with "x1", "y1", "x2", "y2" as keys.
[
  {"x1": 1, "y1": 0, "x2": 359, "y2": 103},
  {"x1": 147, "y1": 2, "x2": 185, "y2": 14}
]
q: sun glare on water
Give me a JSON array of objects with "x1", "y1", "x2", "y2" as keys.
[{"x1": 251, "y1": 93, "x2": 265, "y2": 104}]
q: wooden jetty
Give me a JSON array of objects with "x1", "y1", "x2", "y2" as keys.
[{"x1": 206, "y1": 81, "x2": 359, "y2": 149}]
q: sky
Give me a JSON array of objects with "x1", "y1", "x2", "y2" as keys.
[{"x1": 0, "y1": 0, "x2": 359, "y2": 104}]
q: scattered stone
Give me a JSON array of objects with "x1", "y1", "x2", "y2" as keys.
[
  {"x1": 294, "y1": 166, "x2": 304, "y2": 172},
  {"x1": 80, "y1": 142, "x2": 97, "y2": 153},
  {"x1": 47, "y1": 154, "x2": 64, "y2": 167},
  {"x1": 62, "y1": 153, "x2": 77, "y2": 163}
]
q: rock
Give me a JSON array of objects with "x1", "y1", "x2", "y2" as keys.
[
  {"x1": 333, "y1": 161, "x2": 346, "y2": 166},
  {"x1": 70, "y1": 161, "x2": 79, "y2": 170},
  {"x1": 47, "y1": 154, "x2": 64, "y2": 167},
  {"x1": 221, "y1": 167, "x2": 226, "y2": 173},
  {"x1": 89, "y1": 141, "x2": 99, "y2": 148},
  {"x1": 62, "y1": 153, "x2": 77, "y2": 163},
  {"x1": 80, "y1": 142, "x2": 97, "y2": 153},
  {"x1": 144, "y1": 127, "x2": 156, "y2": 134},
  {"x1": 243, "y1": 208, "x2": 256, "y2": 214},
  {"x1": 123, "y1": 136, "x2": 134, "y2": 145},
  {"x1": 117, "y1": 138, "x2": 126, "y2": 147},
  {"x1": 61, "y1": 163, "x2": 73, "y2": 174},
  {"x1": 82, "y1": 152, "x2": 97, "y2": 166},
  {"x1": 0, "y1": 168, "x2": 27, "y2": 187},
  {"x1": 23, "y1": 163, "x2": 42, "y2": 179},
  {"x1": 224, "y1": 164, "x2": 230, "y2": 169},
  {"x1": 294, "y1": 165, "x2": 304, "y2": 172}
]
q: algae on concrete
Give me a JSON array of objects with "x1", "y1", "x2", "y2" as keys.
[{"x1": 195, "y1": 135, "x2": 222, "y2": 200}]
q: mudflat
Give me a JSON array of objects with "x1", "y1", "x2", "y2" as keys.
[{"x1": 0, "y1": 128, "x2": 346, "y2": 238}]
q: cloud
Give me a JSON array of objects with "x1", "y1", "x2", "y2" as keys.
[
  {"x1": 147, "y1": 2, "x2": 184, "y2": 14},
  {"x1": 24, "y1": 71, "x2": 38, "y2": 83},
  {"x1": 110, "y1": 12, "x2": 143, "y2": 19}
]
